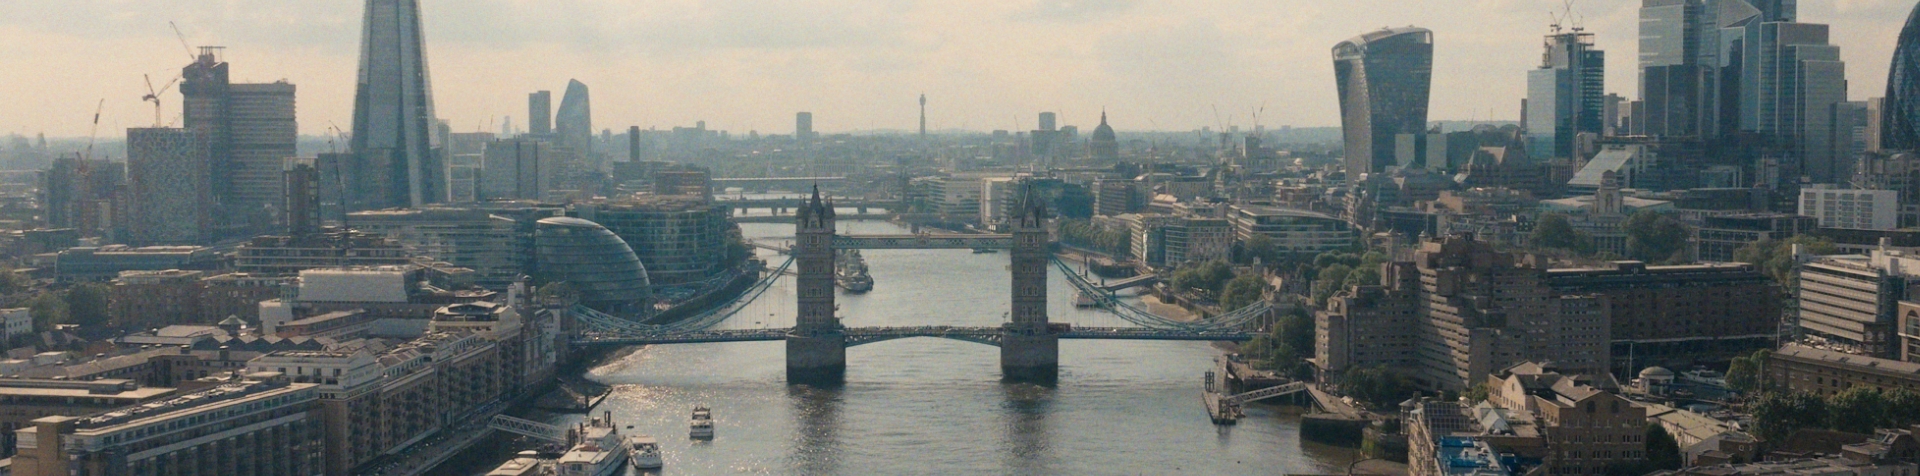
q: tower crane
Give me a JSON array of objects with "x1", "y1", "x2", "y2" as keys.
[
  {"x1": 170, "y1": 22, "x2": 196, "y2": 62},
  {"x1": 142, "y1": 74, "x2": 180, "y2": 127},
  {"x1": 83, "y1": 99, "x2": 104, "y2": 162}
]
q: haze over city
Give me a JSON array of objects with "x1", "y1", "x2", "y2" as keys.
[{"x1": 3, "y1": 0, "x2": 1913, "y2": 137}]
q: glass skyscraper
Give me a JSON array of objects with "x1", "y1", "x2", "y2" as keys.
[
  {"x1": 1333, "y1": 27, "x2": 1433, "y2": 177},
  {"x1": 349, "y1": 0, "x2": 441, "y2": 209},
  {"x1": 535, "y1": 217, "x2": 651, "y2": 316},
  {"x1": 1640, "y1": 0, "x2": 1705, "y2": 138},
  {"x1": 1886, "y1": 2, "x2": 1920, "y2": 150},
  {"x1": 556, "y1": 79, "x2": 594, "y2": 170},
  {"x1": 1526, "y1": 31, "x2": 1605, "y2": 160}
]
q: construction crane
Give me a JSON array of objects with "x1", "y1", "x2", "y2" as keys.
[
  {"x1": 142, "y1": 74, "x2": 179, "y2": 127},
  {"x1": 83, "y1": 99, "x2": 104, "y2": 162},
  {"x1": 170, "y1": 22, "x2": 196, "y2": 62}
]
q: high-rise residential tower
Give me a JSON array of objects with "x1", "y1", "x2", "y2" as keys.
[
  {"x1": 127, "y1": 128, "x2": 213, "y2": 245},
  {"x1": 1334, "y1": 27, "x2": 1434, "y2": 176},
  {"x1": 349, "y1": 0, "x2": 441, "y2": 209},
  {"x1": 796, "y1": 112, "x2": 813, "y2": 144},
  {"x1": 1526, "y1": 29, "x2": 1605, "y2": 160},
  {"x1": 1886, "y1": 2, "x2": 1920, "y2": 150},
  {"x1": 529, "y1": 90, "x2": 552, "y2": 135}
]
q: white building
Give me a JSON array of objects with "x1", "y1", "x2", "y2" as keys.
[
  {"x1": 979, "y1": 177, "x2": 1018, "y2": 231},
  {"x1": 2, "y1": 308, "x2": 30, "y2": 341},
  {"x1": 1800, "y1": 185, "x2": 1899, "y2": 230}
]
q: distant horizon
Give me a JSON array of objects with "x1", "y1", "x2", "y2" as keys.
[{"x1": 1, "y1": 1, "x2": 1909, "y2": 137}]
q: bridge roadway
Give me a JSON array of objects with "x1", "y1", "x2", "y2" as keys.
[{"x1": 573, "y1": 326, "x2": 1257, "y2": 348}]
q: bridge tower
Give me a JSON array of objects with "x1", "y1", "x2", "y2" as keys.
[
  {"x1": 788, "y1": 186, "x2": 846, "y2": 383},
  {"x1": 1002, "y1": 182, "x2": 1058, "y2": 381}
]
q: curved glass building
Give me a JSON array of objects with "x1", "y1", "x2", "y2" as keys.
[
  {"x1": 1888, "y1": 2, "x2": 1920, "y2": 150},
  {"x1": 535, "y1": 217, "x2": 650, "y2": 315},
  {"x1": 1334, "y1": 27, "x2": 1434, "y2": 176}
]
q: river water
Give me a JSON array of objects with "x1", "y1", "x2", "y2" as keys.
[{"x1": 531, "y1": 220, "x2": 1353, "y2": 475}]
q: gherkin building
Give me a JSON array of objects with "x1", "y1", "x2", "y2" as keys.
[{"x1": 1888, "y1": 2, "x2": 1920, "y2": 150}]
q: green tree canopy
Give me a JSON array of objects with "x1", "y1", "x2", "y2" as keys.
[
  {"x1": 1732, "y1": 235, "x2": 1839, "y2": 284},
  {"x1": 1340, "y1": 366, "x2": 1413, "y2": 410},
  {"x1": 1219, "y1": 274, "x2": 1267, "y2": 310},
  {"x1": 1750, "y1": 391, "x2": 1829, "y2": 442},
  {"x1": 1827, "y1": 387, "x2": 1890, "y2": 434},
  {"x1": 1532, "y1": 213, "x2": 1595, "y2": 255},
  {"x1": 65, "y1": 284, "x2": 110, "y2": 328},
  {"x1": 1625, "y1": 211, "x2": 1692, "y2": 264},
  {"x1": 1646, "y1": 424, "x2": 1684, "y2": 471},
  {"x1": 1726, "y1": 349, "x2": 1771, "y2": 393}
]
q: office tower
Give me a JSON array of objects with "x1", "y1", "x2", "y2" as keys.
[
  {"x1": 1868, "y1": 97, "x2": 1887, "y2": 153},
  {"x1": 482, "y1": 138, "x2": 552, "y2": 201},
  {"x1": 556, "y1": 80, "x2": 592, "y2": 168},
  {"x1": 1834, "y1": 101, "x2": 1871, "y2": 166},
  {"x1": 349, "y1": 0, "x2": 441, "y2": 209},
  {"x1": 1334, "y1": 27, "x2": 1434, "y2": 176},
  {"x1": 1742, "y1": 21, "x2": 1848, "y2": 183},
  {"x1": 284, "y1": 158, "x2": 320, "y2": 235},
  {"x1": 628, "y1": 126, "x2": 642, "y2": 162},
  {"x1": 181, "y1": 48, "x2": 297, "y2": 234},
  {"x1": 1038, "y1": 112, "x2": 1057, "y2": 132},
  {"x1": 1640, "y1": 0, "x2": 1706, "y2": 137},
  {"x1": 41, "y1": 157, "x2": 124, "y2": 235},
  {"x1": 1886, "y1": 2, "x2": 1920, "y2": 150},
  {"x1": 529, "y1": 90, "x2": 552, "y2": 135},
  {"x1": 796, "y1": 112, "x2": 813, "y2": 143},
  {"x1": 1525, "y1": 28, "x2": 1605, "y2": 160},
  {"x1": 127, "y1": 128, "x2": 212, "y2": 245}
]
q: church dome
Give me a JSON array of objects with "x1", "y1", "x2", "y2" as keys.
[{"x1": 1091, "y1": 111, "x2": 1116, "y2": 142}]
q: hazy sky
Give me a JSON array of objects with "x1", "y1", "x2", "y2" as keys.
[{"x1": 3, "y1": 0, "x2": 1915, "y2": 137}]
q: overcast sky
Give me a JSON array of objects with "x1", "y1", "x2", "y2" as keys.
[{"x1": 3, "y1": 0, "x2": 1915, "y2": 137}]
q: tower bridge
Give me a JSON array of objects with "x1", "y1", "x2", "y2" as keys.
[{"x1": 572, "y1": 185, "x2": 1266, "y2": 383}]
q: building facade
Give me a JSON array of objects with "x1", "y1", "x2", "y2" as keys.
[
  {"x1": 1226, "y1": 205, "x2": 1355, "y2": 255},
  {"x1": 1887, "y1": 2, "x2": 1920, "y2": 150},
  {"x1": 349, "y1": 0, "x2": 441, "y2": 209},
  {"x1": 1800, "y1": 185, "x2": 1900, "y2": 230},
  {"x1": 127, "y1": 127, "x2": 213, "y2": 246},
  {"x1": 480, "y1": 138, "x2": 551, "y2": 201},
  {"x1": 1695, "y1": 213, "x2": 1820, "y2": 262},
  {"x1": 573, "y1": 196, "x2": 731, "y2": 286},
  {"x1": 349, "y1": 208, "x2": 527, "y2": 289},
  {"x1": 1545, "y1": 261, "x2": 1781, "y2": 369},
  {"x1": 1334, "y1": 27, "x2": 1434, "y2": 176},
  {"x1": 1797, "y1": 249, "x2": 1920, "y2": 358},
  {"x1": 1770, "y1": 343, "x2": 1920, "y2": 396},
  {"x1": 1526, "y1": 30, "x2": 1606, "y2": 160},
  {"x1": 10, "y1": 375, "x2": 325, "y2": 476},
  {"x1": 533, "y1": 217, "x2": 650, "y2": 316}
]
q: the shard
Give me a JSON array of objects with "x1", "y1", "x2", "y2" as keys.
[
  {"x1": 1887, "y1": 2, "x2": 1920, "y2": 150},
  {"x1": 349, "y1": 0, "x2": 441, "y2": 209}
]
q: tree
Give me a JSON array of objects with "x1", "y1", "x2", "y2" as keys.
[
  {"x1": 1236, "y1": 234, "x2": 1280, "y2": 266},
  {"x1": 64, "y1": 284, "x2": 109, "y2": 328},
  {"x1": 1625, "y1": 211, "x2": 1692, "y2": 264},
  {"x1": 1827, "y1": 387, "x2": 1889, "y2": 434},
  {"x1": 1645, "y1": 424, "x2": 1684, "y2": 471},
  {"x1": 1727, "y1": 349, "x2": 1771, "y2": 393},
  {"x1": 1887, "y1": 389, "x2": 1920, "y2": 428},
  {"x1": 27, "y1": 292, "x2": 66, "y2": 333},
  {"x1": 1532, "y1": 213, "x2": 1594, "y2": 255},
  {"x1": 1310, "y1": 264, "x2": 1354, "y2": 305},
  {"x1": 1463, "y1": 382, "x2": 1491, "y2": 404},
  {"x1": 1340, "y1": 366, "x2": 1413, "y2": 410},
  {"x1": 1733, "y1": 235, "x2": 1839, "y2": 285},
  {"x1": 1750, "y1": 391, "x2": 1828, "y2": 442},
  {"x1": 1220, "y1": 274, "x2": 1266, "y2": 310}
]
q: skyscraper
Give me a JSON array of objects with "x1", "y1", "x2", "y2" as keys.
[
  {"x1": 796, "y1": 112, "x2": 813, "y2": 144},
  {"x1": 1640, "y1": 0, "x2": 1706, "y2": 137},
  {"x1": 529, "y1": 90, "x2": 552, "y2": 135},
  {"x1": 349, "y1": 0, "x2": 440, "y2": 209},
  {"x1": 555, "y1": 79, "x2": 592, "y2": 162},
  {"x1": 1526, "y1": 29, "x2": 1605, "y2": 160},
  {"x1": 1038, "y1": 112, "x2": 1057, "y2": 132},
  {"x1": 1334, "y1": 27, "x2": 1434, "y2": 176},
  {"x1": 127, "y1": 128, "x2": 212, "y2": 245},
  {"x1": 182, "y1": 48, "x2": 297, "y2": 234},
  {"x1": 1740, "y1": 21, "x2": 1848, "y2": 183},
  {"x1": 1886, "y1": 2, "x2": 1920, "y2": 150}
]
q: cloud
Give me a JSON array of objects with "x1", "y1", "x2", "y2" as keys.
[{"x1": 1008, "y1": 0, "x2": 1139, "y2": 23}]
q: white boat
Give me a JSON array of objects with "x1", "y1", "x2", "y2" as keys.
[
  {"x1": 690, "y1": 405, "x2": 715, "y2": 440},
  {"x1": 627, "y1": 435, "x2": 664, "y2": 470},
  {"x1": 1074, "y1": 291, "x2": 1098, "y2": 308},
  {"x1": 556, "y1": 412, "x2": 628, "y2": 476}
]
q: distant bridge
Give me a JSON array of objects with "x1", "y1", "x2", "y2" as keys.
[
  {"x1": 573, "y1": 326, "x2": 1256, "y2": 348},
  {"x1": 718, "y1": 197, "x2": 898, "y2": 211}
]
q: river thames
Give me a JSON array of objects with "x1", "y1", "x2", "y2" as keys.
[{"x1": 517, "y1": 220, "x2": 1353, "y2": 474}]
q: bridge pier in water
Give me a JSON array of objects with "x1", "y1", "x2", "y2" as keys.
[
  {"x1": 785, "y1": 331, "x2": 846, "y2": 384},
  {"x1": 999, "y1": 186, "x2": 1058, "y2": 383}
]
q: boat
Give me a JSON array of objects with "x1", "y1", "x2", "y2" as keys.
[
  {"x1": 627, "y1": 435, "x2": 664, "y2": 470},
  {"x1": 835, "y1": 250, "x2": 874, "y2": 293},
  {"x1": 1074, "y1": 291, "x2": 1098, "y2": 308},
  {"x1": 971, "y1": 247, "x2": 999, "y2": 254},
  {"x1": 690, "y1": 405, "x2": 715, "y2": 440},
  {"x1": 556, "y1": 412, "x2": 628, "y2": 476}
]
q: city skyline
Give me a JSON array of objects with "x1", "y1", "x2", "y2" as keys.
[{"x1": 2, "y1": 1, "x2": 1913, "y2": 137}]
